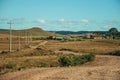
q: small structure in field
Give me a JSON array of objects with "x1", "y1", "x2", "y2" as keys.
[{"x1": 93, "y1": 34, "x2": 103, "y2": 39}]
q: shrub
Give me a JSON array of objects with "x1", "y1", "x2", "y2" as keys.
[
  {"x1": 59, "y1": 48, "x2": 78, "y2": 52},
  {"x1": 58, "y1": 53, "x2": 95, "y2": 66},
  {"x1": 5, "y1": 62, "x2": 16, "y2": 69},
  {"x1": 0, "y1": 50, "x2": 9, "y2": 54},
  {"x1": 58, "y1": 56, "x2": 73, "y2": 66},
  {"x1": 24, "y1": 45, "x2": 30, "y2": 49},
  {"x1": 17, "y1": 66, "x2": 26, "y2": 71},
  {"x1": 59, "y1": 48, "x2": 73, "y2": 51},
  {"x1": 83, "y1": 53, "x2": 95, "y2": 61},
  {"x1": 40, "y1": 63, "x2": 49, "y2": 67},
  {"x1": 74, "y1": 53, "x2": 95, "y2": 65},
  {"x1": 107, "y1": 50, "x2": 120, "y2": 56}
]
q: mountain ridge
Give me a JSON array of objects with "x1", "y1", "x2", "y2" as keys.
[{"x1": 50, "y1": 31, "x2": 109, "y2": 35}]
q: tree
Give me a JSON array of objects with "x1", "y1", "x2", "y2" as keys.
[
  {"x1": 109, "y1": 28, "x2": 118, "y2": 39},
  {"x1": 117, "y1": 32, "x2": 120, "y2": 39}
]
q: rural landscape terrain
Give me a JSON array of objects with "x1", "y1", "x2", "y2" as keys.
[
  {"x1": 0, "y1": 0, "x2": 120, "y2": 80},
  {"x1": 0, "y1": 27, "x2": 120, "y2": 80}
]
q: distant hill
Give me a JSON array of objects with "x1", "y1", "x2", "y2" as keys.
[
  {"x1": 0, "y1": 29, "x2": 9, "y2": 31},
  {"x1": 26, "y1": 27, "x2": 53, "y2": 34},
  {"x1": 0, "y1": 27, "x2": 56, "y2": 37},
  {"x1": 50, "y1": 31, "x2": 108, "y2": 35},
  {"x1": 0, "y1": 27, "x2": 109, "y2": 37}
]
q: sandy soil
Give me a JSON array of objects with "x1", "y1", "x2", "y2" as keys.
[{"x1": 0, "y1": 55, "x2": 120, "y2": 80}]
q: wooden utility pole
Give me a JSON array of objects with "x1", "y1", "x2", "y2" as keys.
[
  {"x1": 1, "y1": 18, "x2": 23, "y2": 52},
  {"x1": 25, "y1": 31, "x2": 28, "y2": 45},
  {"x1": 30, "y1": 33, "x2": 32, "y2": 42},
  {"x1": 27, "y1": 32, "x2": 29, "y2": 44},
  {"x1": 18, "y1": 32, "x2": 21, "y2": 50},
  {"x1": 7, "y1": 20, "x2": 13, "y2": 52}
]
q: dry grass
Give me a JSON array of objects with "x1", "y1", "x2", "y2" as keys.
[
  {"x1": 45, "y1": 40, "x2": 120, "y2": 55},
  {"x1": 0, "y1": 39, "x2": 120, "y2": 80},
  {"x1": 0, "y1": 54, "x2": 59, "y2": 75},
  {"x1": 0, "y1": 55, "x2": 120, "y2": 80}
]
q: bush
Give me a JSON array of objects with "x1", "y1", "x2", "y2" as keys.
[
  {"x1": 0, "y1": 50, "x2": 9, "y2": 54},
  {"x1": 107, "y1": 50, "x2": 120, "y2": 56},
  {"x1": 58, "y1": 56, "x2": 73, "y2": 66},
  {"x1": 59, "y1": 48, "x2": 73, "y2": 51},
  {"x1": 40, "y1": 63, "x2": 49, "y2": 67},
  {"x1": 74, "y1": 53, "x2": 95, "y2": 65},
  {"x1": 58, "y1": 53, "x2": 95, "y2": 66},
  {"x1": 5, "y1": 62, "x2": 16, "y2": 69},
  {"x1": 59, "y1": 48, "x2": 78, "y2": 52}
]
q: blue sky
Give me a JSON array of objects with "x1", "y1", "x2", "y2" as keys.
[{"x1": 0, "y1": 0, "x2": 120, "y2": 31}]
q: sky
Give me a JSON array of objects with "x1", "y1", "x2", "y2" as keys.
[{"x1": 0, "y1": 0, "x2": 120, "y2": 31}]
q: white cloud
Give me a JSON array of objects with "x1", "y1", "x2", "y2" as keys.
[
  {"x1": 59, "y1": 18, "x2": 65, "y2": 22},
  {"x1": 103, "y1": 25, "x2": 112, "y2": 29},
  {"x1": 80, "y1": 19, "x2": 89, "y2": 23},
  {"x1": 38, "y1": 19, "x2": 46, "y2": 24},
  {"x1": 106, "y1": 20, "x2": 120, "y2": 24},
  {"x1": 57, "y1": 19, "x2": 78, "y2": 26}
]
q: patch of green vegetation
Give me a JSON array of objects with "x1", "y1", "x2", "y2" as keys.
[
  {"x1": 5, "y1": 62, "x2": 16, "y2": 69},
  {"x1": 58, "y1": 56, "x2": 74, "y2": 66},
  {"x1": 0, "y1": 62, "x2": 17, "y2": 74},
  {"x1": 106, "y1": 50, "x2": 120, "y2": 56},
  {"x1": 58, "y1": 53, "x2": 95, "y2": 67},
  {"x1": 40, "y1": 63, "x2": 49, "y2": 67},
  {"x1": 24, "y1": 45, "x2": 30, "y2": 49},
  {"x1": 74, "y1": 53, "x2": 95, "y2": 65},
  {"x1": 59, "y1": 48, "x2": 78, "y2": 52},
  {"x1": 31, "y1": 34, "x2": 50, "y2": 36}
]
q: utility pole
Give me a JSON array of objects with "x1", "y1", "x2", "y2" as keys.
[
  {"x1": 28, "y1": 32, "x2": 30, "y2": 44},
  {"x1": 18, "y1": 32, "x2": 21, "y2": 50},
  {"x1": 7, "y1": 20, "x2": 13, "y2": 52},
  {"x1": 1, "y1": 18, "x2": 24, "y2": 52},
  {"x1": 30, "y1": 33, "x2": 32, "y2": 42},
  {"x1": 25, "y1": 30, "x2": 28, "y2": 45}
]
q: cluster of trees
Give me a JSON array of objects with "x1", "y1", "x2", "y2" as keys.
[
  {"x1": 93, "y1": 28, "x2": 120, "y2": 39},
  {"x1": 108, "y1": 28, "x2": 120, "y2": 39}
]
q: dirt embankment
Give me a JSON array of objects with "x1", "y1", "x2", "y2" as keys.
[{"x1": 0, "y1": 55, "x2": 120, "y2": 80}]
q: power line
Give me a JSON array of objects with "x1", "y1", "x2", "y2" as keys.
[{"x1": 0, "y1": 18, "x2": 24, "y2": 52}]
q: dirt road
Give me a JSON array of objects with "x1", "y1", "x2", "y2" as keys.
[
  {"x1": 0, "y1": 55, "x2": 120, "y2": 80},
  {"x1": 29, "y1": 41, "x2": 48, "y2": 49}
]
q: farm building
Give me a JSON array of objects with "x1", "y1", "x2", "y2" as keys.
[{"x1": 93, "y1": 34, "x2": 103, "y2": 39}]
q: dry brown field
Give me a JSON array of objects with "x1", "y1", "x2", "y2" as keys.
[
  {"x1": 0, "y1": 39, "x2": 120, "y2": 80},
  {"x1": 45, "y1": 40, "x2": 120, "y2": 54}
]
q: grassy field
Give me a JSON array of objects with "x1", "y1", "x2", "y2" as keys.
[
  {"x1": 45, "y1": 39, "x2": 120, "y2": 55},
  {"x1": 0, "y1": 39, "x2": 120, "y2": 75}
]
